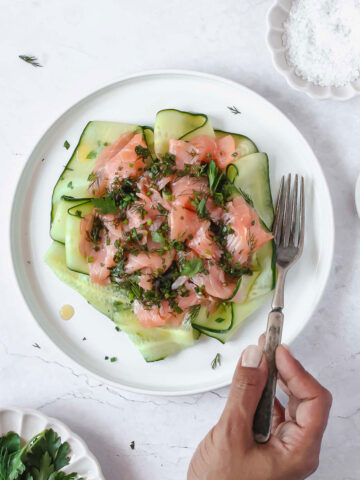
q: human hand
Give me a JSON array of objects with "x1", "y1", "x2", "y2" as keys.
[{"x1": 188, "y1": 343, "x2": 332, "y2": 480}]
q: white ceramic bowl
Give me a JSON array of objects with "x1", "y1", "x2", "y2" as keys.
[
  {"x1": 266, "y1": 0, "x2": 360, "y2": 100},
  {"x1": 0, "y1": 406, "x2": 105, "y2": 480}
]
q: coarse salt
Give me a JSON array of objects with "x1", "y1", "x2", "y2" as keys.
[{"x1": 283, "y1": 0, "x2": 360, "y2": 87}]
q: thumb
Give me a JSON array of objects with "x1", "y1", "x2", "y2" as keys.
[{"x1": 220, "y1": 345, "x2": 268, "y2": 442}]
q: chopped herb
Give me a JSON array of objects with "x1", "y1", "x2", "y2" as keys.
[
  {"x1": 67, "y1": 181, "x2": 73, "y2": 189},
  {"x1": 180, "y1": 258, "x2": 202, "y2": 277},
  {"x1": 104, "y1": 141, "x2": 110, "y2": 146},
  {"x1": 92, "y1": 196, "x2": 118, "y2": 214},
  {"x1": 82, "y1": 337, "x2": 87, "y2": 341},
  {"x1": 129, "y1": 163, "x2": 134, "y2": 168},
  {"x1": 63, "y1": 140, "x2": 70, "y2": 150},
  {"x1": 88, "y1": 172, "x2": 96, "y2": 182},
  {"x1": 211, "y1": 353, "x2": 222, "y2": 369},
  {"x1": 32, "y1": 342, "x2": 41, "y2": 348},
  {"x1": 19, "y1": 54, "x2": 42, "y2": 67},
  {"x1": 86, "y1": 150, "x2": 97, "y2": 159},
  {"x1": 151, "y1": 231, "x2": 165, "y2": 244},
  {"x1": 247, "y1": 230, "x2": 257, "y2": 252},
  {"x1": 110, "y1": 356, "x2": 117, "y2": 363},
  {"x1": 87, "y1": 257, "x2": 94, "y2": 263},
  {"x1": 215, "y1": 317, "x2": 225, "y2": 323},
  {"x1": 135, "y1": 145, "x2": 151, "y2": 159},
  {"x1": 188, "y1": 305, "x2": 201, "y2": 322},
  {"x1": 231, "y1": 152, "x2": 238, "y2": 157},
  {"x1": 115, "y1": 326, "x2": 120, "y2": 332},
  {"x1": 130, "y1": 441, "x2": 135, "y2": 450},
  {"x1": 227, "y1": 105, "x2": 241, "y2": 115},
  {"x1": 105, "y1": 356, "x2": 109, "y2": 360}
]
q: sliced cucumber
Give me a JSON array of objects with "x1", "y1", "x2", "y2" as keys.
[
  {"x1": 143, "y1": 126, "x2": 155, "y2": 159},
  {"x1": 248, "y1": 240, "x2": 276, "y2": 300},
  {"x1": 192, "y1": 303, "x2": 233, "y2": 334},
  {"x1": 215, "y1": 129, "x2": 258, "y2": 158},
  {"x1": 51, "y1": 121, "x2": 142, "y2": 244},
  {"x1": 65, "y1": 202, "x2": 93, "y2": 274},
  {"x1": 45, "y1": 242, "x2": 196, "y2": 362},
  {"x1": 227, "y1": 152, "x2": 274, "y2": 230},
  {"x1": 113, "y1": 308, "x2": 196, "y2": 361},
  {"x1": 154, "y1": 109, "x2": 214, "y2": 158},
  {"x1": 45, "y1": 242, "x2": 130, "y2": 318}
]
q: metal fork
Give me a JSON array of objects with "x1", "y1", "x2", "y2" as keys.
[{"x1": 253, "y1": 174, "x2": 305, "y2": 443}]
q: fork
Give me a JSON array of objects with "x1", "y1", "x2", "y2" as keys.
[{"x1": 253, "y1": 174, "x2": 305, "y2": 443}]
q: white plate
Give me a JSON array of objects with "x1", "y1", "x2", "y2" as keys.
[
  {"x1": 10, "y1": 70, "x2": 334, "y2": 396},
  {"x1": 267, "y1": 0, "x2": 360, "y2": 100},
  {"x1": 0, "y1": 406, "x2": 104, "y2": 480}
]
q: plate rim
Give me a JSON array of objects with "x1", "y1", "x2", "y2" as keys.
[
  {"x1": 9, "y1": 69, "x2": 335, "y2": 396},
  {"x1": 0, "y1": 405, "x2": 105, "y2": 479}
]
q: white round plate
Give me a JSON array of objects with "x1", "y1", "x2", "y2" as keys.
[
  {"x1": 10, "y1": 70, "x2": 334, "y2": 396},
  {"x1": 267, "y1": 0, "x2": 360, "y2": 100},
  {"x1": 0, "y1": 406, "x2": 104, "y2": 480}
]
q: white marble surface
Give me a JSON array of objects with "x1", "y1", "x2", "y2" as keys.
[{"x1": 1, "y1": 0, "x2": 360, "y2": 478}]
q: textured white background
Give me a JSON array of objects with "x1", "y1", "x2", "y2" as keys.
[{"x1": 1, "y1": 0, "x2": 360, "y2": 479}]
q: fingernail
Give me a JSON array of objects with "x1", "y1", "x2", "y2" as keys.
[{"x1": 241, "y1": 345, "x2": 262, "y2": 368}]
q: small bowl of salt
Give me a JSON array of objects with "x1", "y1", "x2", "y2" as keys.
[{"x1": 267, "y1": 0, "x2": 360, "y2": 99}]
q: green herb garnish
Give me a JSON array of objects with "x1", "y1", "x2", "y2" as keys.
[
  {"x1": 86, "y1": 150, "x2": 97, "y2": 159},
  {"x1": 227, "y1": 105, "x2": 241, "y2": 115},
  {"x1": 67, "y1": 181, "x2": 73, "y2": 189},
  {"x1": 211, "y1": 353, "x2": 221, "y2": 369},
  {"x1": 19, "y1": 55, "x2": 42, "y2": 67},
  {"x1": 180, "y1": 258, "x2": 202, "y2": 277},
  {"x1": 151, "y1": 231, "x2": 165, "y2": 244},
  {"x1": 92, "y1": 196, "x2": 118, "y2": 214},
  {"x1": 63, "y1": 140, "x2": 70, "y2": 150}
]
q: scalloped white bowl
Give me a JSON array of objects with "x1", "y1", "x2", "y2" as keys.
[
  {"x1": 0, "y1": 406, "x2": 105, "y2": 480},
  {"x1": 267, "y1": 0, "x2": 360, "y2": 100}
]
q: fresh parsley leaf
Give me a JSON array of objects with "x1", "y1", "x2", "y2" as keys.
[
  {"x1": 67, "y1": 181, "x2": 73, "y2": 189},
  {"x1": 207, "y1": 160, "x2": 223, "y2": 195},
  {"x1": 92, "y1": 196, "x2": 118, "y2": 215},
  {"x1": 19, "y1": 55, "x2": 42, "y2": 67},
  {"x1": 130, "y1": 441, "x2": 135, "y2": 450},
  {"x1": 63, "y1": 141, "x2": 70, "y2": 150},
  {"x1": 86, "y1": 151, "x2": 97, "y2": 160},
  {"x1": 180, "y1": 258, "x2": 202, "y2": 277},
  {"x1": 151, "y1": 231, "x2": 165, "y2": 244}
]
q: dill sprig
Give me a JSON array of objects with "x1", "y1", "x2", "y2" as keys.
[
  {"x1": 19, "y1": 55, "x2": 42, "y2": 67},
  {"x1": 227, "y1": 105, "x2": 241, "y2": 115},
  {"x1": 211, "y1": 353, "x2": 222, "y2": 369}
]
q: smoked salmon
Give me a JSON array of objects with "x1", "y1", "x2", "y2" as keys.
[{"x1": 80, "y1": 131, "x2": 273, "y2": 328}]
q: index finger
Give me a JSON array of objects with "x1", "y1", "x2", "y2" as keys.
[{"x1": 276, "y1": 345, "x2": 332, "y2": 436}]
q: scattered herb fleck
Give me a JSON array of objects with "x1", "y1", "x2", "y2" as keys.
[
  {"x1": 19, "y1": 54, "x2": 42, "y2": 67},
  {"x1": 32, "y1": 342, "x2": 41, "y2": 348},
  {"x1": 110, "y1": 356, "x2": 117, "y2": 363},
  {"x1": 227, "y1": 105, "x2": 241, "y2": 115},
  {"x1": 130, "y1": 441, "x2": 135, "y2": 450},
  {"x1": 67, "y1": 181, "x2": 73, "y2": 189},
  {"x1": 86, "y1": 150, "x2": 97, "y2": 159},
  {"x1": 64, "y1": 140, "x2": 70, "y2": 150},
  {"x1": 211, "y1": 353, "x2": 222, "y2": 369}
]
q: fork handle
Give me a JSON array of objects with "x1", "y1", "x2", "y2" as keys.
[{"x1": 253, "y1": 309, "x2": 284, "y2": 443}]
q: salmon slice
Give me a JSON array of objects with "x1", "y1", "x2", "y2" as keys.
[
  {"x1": 223, "y1": 196, "x2": 273, "y2": 265},
  {"x1": 133, "y1": 300, "x2": 185, "y2": 328},
  {"x1": 206, "y1": 197, "x2": 223, "y2": 222},
  {"x1": 216, "y1": 135, "x2": 237, "y2": 169},
  {"x1": 188, "y1": 222, "x2": 222, "y2": 260},
  {"x1": 171, "y1": 176, "x2": 209, "y2": 210},
  {"x1": 90, "y1": 131, "x2": 135, "y2": 197},
  {"x1": 105, "y1": 133, "x2": 147, "y2": 188},
  {"x1": 193, "y1": 262, "x2": 236, "y2": 299},
  {"x1": 169, "y1": 139, "x2": 199, "y2": 170},
  {"x1": 190, "y1": 135, "x2": 218, "y2": 163},
  {"x1": 169, "y1": 204, "x2": 201, "y2": 241},
  {"x1": 125, "y1": 249, "x2": 175, "y2": 275},
  {"x1": 138, "y1": 270, "x2": 153, "y2": 291},
  {"x1": 177, "y1": 282, "x2": 203, "y2": 310},
  {"x1": 79, "y1": 214, "x2": 117, "y2": 285}
]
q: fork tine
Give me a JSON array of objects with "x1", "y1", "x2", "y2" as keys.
[
  {"x1": 298, "y1": 176, "x2": 305, "y2": 252},
  {"x1": 273, "y1": 176, "x2": 285, "y2": 244},
  {"x1": 282, "y1": 174, "x2": 292, "y2": 247},
  {"x1": 290, "y1": 174, "x2": 298, "y2": 244}
]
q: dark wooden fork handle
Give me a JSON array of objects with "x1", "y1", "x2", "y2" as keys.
[{"x1": 253, "y1": 309, "x2": 284, "y2": 443}]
